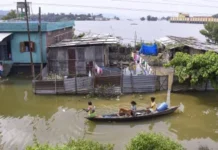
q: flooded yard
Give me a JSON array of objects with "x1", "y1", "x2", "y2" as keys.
[{"x1": 0, "y1": 77, "x2": 218, "y2": 150}]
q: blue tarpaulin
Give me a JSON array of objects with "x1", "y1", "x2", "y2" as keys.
[{"x1": 139, "y1": 43, "x2": 158, "y2": 56}]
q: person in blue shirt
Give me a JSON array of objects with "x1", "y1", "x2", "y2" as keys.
[
  {"x1": 119, "y1": 101, "x2": 137, "y2": 116},
  {"x1": 130, "y1": 101, "x2": 137, "y2": 111}
]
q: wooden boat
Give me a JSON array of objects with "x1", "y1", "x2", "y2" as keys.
[{"x1": 85, "y1": 106, "x2": 179, "y2": 122}]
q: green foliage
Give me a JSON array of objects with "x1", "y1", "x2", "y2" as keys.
[
  {"x1": 140, "y1": 17, "x2": 145, "y2": 21},
  {"x1": 200, "y1": 22, "x2": 218, "y2": 44},
  {"x1": 165, "y1": 51, "x2": 218, "y2": 89},
  {"x1": 2, "y1": 10, "x2": 17, "y2": 20},
  {"x1": 26, "y1": 139, "x2": 114, "y2": 150},
  {"x1": 212, "y1": 14, "x2": 218, "y2": 18},
  {"x1": 126, "y1": 132, "x2": 184, "y2": 150}
]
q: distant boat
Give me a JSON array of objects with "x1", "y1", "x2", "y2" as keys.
[
  {"x1": 127, "y1": 19, "x2": 133, "y2": 21},
  {"x1": 130, "y1": 23, "x2": 138, "y2": 25}
]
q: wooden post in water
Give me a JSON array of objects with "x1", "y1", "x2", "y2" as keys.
[
  {"x1": 39, "y1": 7, "x2": 43, "y2": 77},
  {"x1": 75, "y1": 73, "x2": 77, "y2": 94},
  {"x1": 92, "y1": 64, "x2": 95, "y2": 95},
  {"x1": 55, "y1": 74, "x2": 57, "y2": 94},
  {"x1": 205, "y1": 80, "x2": 208, "y2": 91},
  {"x1": 120, "y1": 64, "x2": 123, "y2": 94},
  {"x1": 24, "y1": 0, "x2": 35, "y2": 79},
  {"x1": 130, "y1": 72, "x2": 134, "y2": 93}
]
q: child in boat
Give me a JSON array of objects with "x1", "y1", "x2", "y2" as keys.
[
  {"x1": 147, "y1": 97, "x2": 157, "y2": 113},
  {"x1": 85, "y1": 101, "x2": 96, "y2": 118},
  {"x1": 119, "y1": 101, "x2": 137, "y2": 116},
  {"x1": 130, "y1": 101, "x2": 137, "y2": 112}
]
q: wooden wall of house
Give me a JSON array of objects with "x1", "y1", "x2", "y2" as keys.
[
  {"x1": 75, "y1": 45, "x2": 108, "y2": 75},
  {"x1": 189, "y1": 48, "x2": 204, "y2": 55},
  {"x1": 48, "y1": 45, "x2": 109, "y2": 76},
  {"x1": 47, "y1": 47, "x2": 69, "y2": 75},
  {"x1": 46, "y1": 27, "x2": 73, "y2": 47}
]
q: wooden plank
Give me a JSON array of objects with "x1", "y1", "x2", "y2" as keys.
[{"x1": 35, "y1": 90, "x2": 56, "y2": 94}]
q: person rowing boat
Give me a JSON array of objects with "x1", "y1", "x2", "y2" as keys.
[{"x1": 83, "y1": 101, "x2": 96, "y2": 118}]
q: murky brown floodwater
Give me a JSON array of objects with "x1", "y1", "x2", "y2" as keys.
[{"x1": 0, "y1": 77, "x2": 218, "y2": 150}]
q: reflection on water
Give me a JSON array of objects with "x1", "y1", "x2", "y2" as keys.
[{"x1": 0, "y1": 78, "x2": 218, "y2": 150}]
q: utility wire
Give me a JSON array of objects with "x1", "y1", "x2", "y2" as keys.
[
  {"x1": 32, "y1": 2, "x2": 215, "y2": 15},
  {"x1": 1, "y1": 4, "x2": 15, "y2": 7},
  {"x1": 203, "y1": 0, "x2": 218, "y2": 2},
  {"x1": 163, "y1": 0, "x2": 218, "y2": 4},
  {"x1": 112, "y1": 0, "x2": 218, "y2": 9}
]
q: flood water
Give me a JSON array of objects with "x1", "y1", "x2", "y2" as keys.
[
  {"x1": 0, "y1": 77, "x2": 218, "y2": 150},
  {"x1": 75, "y1": 21, "x2": 205, "y2": 44}
]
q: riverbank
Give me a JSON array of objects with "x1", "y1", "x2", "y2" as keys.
[{"x1": 0, "y1": 77, "x2": 218, "y2": 150}]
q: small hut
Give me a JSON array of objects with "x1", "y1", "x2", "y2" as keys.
[{"x1": 47, "y1": 34, "x2": 120, "y2": 77}]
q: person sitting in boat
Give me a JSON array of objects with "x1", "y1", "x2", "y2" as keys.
[
  {"x1": 147, "y1": 97, "x2": 157, "y2": 113},
  {"x1": 84, "y1": 101, "x2": 96, "y2": 118},
  {"x1": 119, "y1": 101, "x2": 137, "y2": 116}
]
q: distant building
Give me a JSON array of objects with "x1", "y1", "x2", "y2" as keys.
[
  {"x1": 156, "y1": 36, "x2": 218, "y2": 62},
  {"x1": 170, "y1": 13, "x2": 218, "y2": 24},
  {"x1": 0, "y1": 21, "x2": 74, "y2": 76},
  {"x1": 178, "y1": 13, "x2": 189, "y2": 18},
  {"x1": 95, "y1": 16, "x2": 104, "y2": 21}
]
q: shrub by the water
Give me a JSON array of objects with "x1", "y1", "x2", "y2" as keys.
[
  {"x1": 26, "y1": 139, "x2": 114, "y2": 150},
  {"x1": 126, "y1": 132, "x2": 184, "y2": 150}
]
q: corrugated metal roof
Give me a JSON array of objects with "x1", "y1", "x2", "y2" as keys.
[
  {"x1": 0, "y1": 33, "x2": 11, "y2": 42},
  {"x1": 49, "y1": 34, "x2": 120, "y2": 48},
  {"x1": 0, "y1": 21, "x2": 74, "y2": 32},
  {"x1": 155, "y1": 36, "x2": 218, "y2": 52}
]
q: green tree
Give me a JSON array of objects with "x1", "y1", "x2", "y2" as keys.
[
  {"x1": 147, "y1": 15, "x2": 151, "y2": 21},
  {"x1": 126, "y1": 132, "x2": 184, "y2": 150},
  {"x1": 200, "y1": 22, "x2": 218, "y2": 44},
  {"x1": 2, "y1": 10, "x2": 17, "y2": 20},
  {"x1": 140, "y1": 17, "x2": 145, "y2": 21},
  {"x1": 165, "y1": 51, "x2": 218, "y2": 89},
  {"x1": 114, "y1": 16, "x2": 120, "y2": 20}
]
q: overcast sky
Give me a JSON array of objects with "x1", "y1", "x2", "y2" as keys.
[{"x1": 1, "y1": 0, "x2": 218, "y2": 18}]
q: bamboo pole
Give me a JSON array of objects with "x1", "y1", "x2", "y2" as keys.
[
  {"x1": 55, "y1": 73, "x2": 57, "y2": 94},
  {"x1": 24, "y1": 0, "x2": 35, "y2": 79},
  {"x1": 39, "y1": 7, "x2": 43, "y2": 77}
]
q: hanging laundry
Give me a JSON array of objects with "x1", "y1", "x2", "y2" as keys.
[
  {"x1": 139, "y1": 43, "x2": 158, "y2": 56},
  {"x1": 88, "y1": 71, "x2": 91, "y2": 77},
  {"x1": 131, "y1": 52, "x2": 134, "y2": 58},
  {"x1": 94, "y1": 62, "x2": 103, "y2": 75}
]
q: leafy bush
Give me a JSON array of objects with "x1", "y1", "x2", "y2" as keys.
[
  {"x1": 126, "y1": 132, "x2": 184, "y2": 150},
  {"x1": 26, "y1": 139, "x2": 114, "y2": 150}
]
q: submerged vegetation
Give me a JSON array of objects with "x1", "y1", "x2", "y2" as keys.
[
  {"x1": 126, "y1": 132, "x2": 184, "y2": 150},
  {"x1": 26, "y1": 139, "x2": 114, "y2": 150},
  {"x1": 26, "y1": 133, "x2": 184, "y2": 150}
]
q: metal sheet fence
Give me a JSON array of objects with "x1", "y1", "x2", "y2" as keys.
[
  {"x1": 122, "y1": 75, "x2": 158, "y2": 93},
  {"x1": 33, "y1": 74, "x2": 170, "y2": 95},
  {"x1": 172, "y1": 76, "x2": 215, "y2": 92},
  {"x1": 94, "y1": 76, "x2": 121, "y2": 87}
]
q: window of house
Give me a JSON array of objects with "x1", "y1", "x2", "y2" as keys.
[{"x1": 20, "y1": 41, "x2": 35, "y2": 53}]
